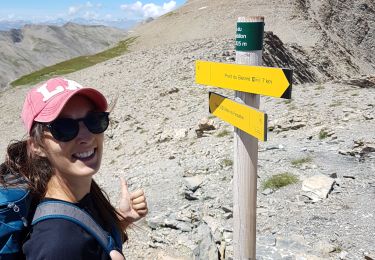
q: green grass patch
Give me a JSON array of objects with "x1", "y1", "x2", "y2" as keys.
[
  {"x1": 291, "y1": 156, "x2": 313, "y2": 166},
  {"x1": 314, "y1": 84, "x2": 325, "y2": 90},
  {"x1": 284, "y1": 99, "x2": 292, "y2": 104},
  {"x1": 287, "y1": 103, "x2": 296, "y2": 110},
  {"x1": 262, "y1": 172, "x2": 299, "y2": 190},
  {"x1": 221, "y1": 158, "x2": 233, "y2": 167},
  {"x1": 11, "y1": 37, "x2": 136, "y2": 87},
  {"x1": 216, "y1": 129, "x2": 231, "y2": 137},
  {"x1": 329, "y1": 100, "x2": 342, "y2": 107},
  {"x1": 332, "y1": 246, "x2": 342, "y2": 253},
  {"x1": 163, "y1": 11, "x2": 177, "y2": 17},
  {"x1": 319, "y1": 129, "x2": 329, "y2": 140}
]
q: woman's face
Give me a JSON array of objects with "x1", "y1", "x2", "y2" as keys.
[{"x1": 42, "y1": 95, "x2": 104, "y2": 180}]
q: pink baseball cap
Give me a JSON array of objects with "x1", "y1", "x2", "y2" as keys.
[{"x1": 21, "y1": 77, "x2": 108, "y2": 134}]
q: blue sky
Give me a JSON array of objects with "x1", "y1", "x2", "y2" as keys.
[{"x1": 0, "y1": 0, "x2": 186, "y2": 22}]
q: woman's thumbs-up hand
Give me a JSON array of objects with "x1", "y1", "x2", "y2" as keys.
[{"x1": 118, "y1": 177, "x2": 148, "y2": 225}]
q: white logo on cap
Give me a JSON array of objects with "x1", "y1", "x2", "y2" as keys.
[{"x1": 37, "y1": 79, "x2": 83, "y2": 101}]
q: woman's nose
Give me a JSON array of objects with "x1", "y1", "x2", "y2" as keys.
[{"x1": 76, "y1": 121, "x2": 94, "y2": 143}]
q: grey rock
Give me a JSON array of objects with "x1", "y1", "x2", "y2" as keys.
[
  {"x1": 176, "y1": 221, "x2": 193, "y2": 232},
  {"x1": 339, "y1": 251, "x2": 349, "y2": 259},
  {"x1": 265, "y1": 144, "x2": 285, "y2": 151},
  {"x1": 193, "y1": 223, "x2": 218, "y2": 260},
  {"x1": 221, "y1": 205, "x2": 233, "y2": 213},
  {"x1": 197, "y1": 117, "x2": 216, "y2": 132},
  {"x1": 160, "y1": 87, "x2": 179, "y2": 96},
  {"x1": 314, "y1": 240, "x2": 337, "y2": 255},
  {"x1": 158, "y1": 128, "x2": 188, "y2": 143},
  {"x1": 364, "y1": 251, "x2": 375, "y2": 260},
  {"x1": 184, "y1": 176, "x2": 204, "y2": 192},
  {"x1": 363, "y1": 112, "x2": 374, "y2": 120},
  {"x1": 262, "y1": 188, "x2": 274, "y2": 195},
  {"x1": 224, "y1": 212, "x2": 233, "y2": 219},
  {"x1": 184, "y1": 190, "x2": 199, "y2": 200},
  {"x1": 257, "y1": 235, "x2": 276, "y2": 247},
  {"x1": 222, "y1": 230, "x2": 233, "y2": 242},
  {"x1": 329, "y1": 172, "x2": 338, "y2": 178},
  {"x1": 164, "y1": 217, "x2": 180, "y2": 230},
  {"x1": 302, "y1": 175, "x2": 335, "y2": 202},
  {"x1": 174, "y1": 128, "x2": 188, "y2": 140},
  {"x1": 147, "y1": 215, "x2": 165, "y2": 230}
]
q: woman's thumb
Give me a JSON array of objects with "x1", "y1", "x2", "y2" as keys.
[{"x1": 120, "y1": 177, "x2": 130, "y2": 198}]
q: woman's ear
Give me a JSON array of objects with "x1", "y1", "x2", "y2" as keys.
[{"x1": 27, "y1": 138, "x2": 47, "y2": 158}]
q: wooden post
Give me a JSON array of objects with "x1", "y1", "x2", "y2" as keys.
[{"x1": 233, "y1": 16, "x2": 264, "y2": 259}]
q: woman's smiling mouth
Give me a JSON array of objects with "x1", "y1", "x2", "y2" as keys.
[{"x1": 72, "y1": 149, "x2": 96, "y2": 161}]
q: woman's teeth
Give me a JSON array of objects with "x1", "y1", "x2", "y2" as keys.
[{"x1": 73, "y1": 150, "x2": 95, "y2": 159}]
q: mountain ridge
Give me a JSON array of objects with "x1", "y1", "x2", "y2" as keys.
[
  {"x1": 130, "y1": 0, "x2": 374, "y2": 81},
  {"x1": 0, "y1": 22, "x2": 127, "y2": 89}
]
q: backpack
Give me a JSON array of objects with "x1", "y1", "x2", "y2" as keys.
[
  {"x1": 0, "y1": 187, "x2": 30, "y2": 257},
  {"x1": 0, "y1": 186, "x2": 122, "y2": 258}
]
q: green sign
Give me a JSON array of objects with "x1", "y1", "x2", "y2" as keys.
[{"x1": 236, "y1": 22, "x2": 264, "y2": 51}]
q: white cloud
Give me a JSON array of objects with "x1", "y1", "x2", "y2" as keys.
[
  {"x1": 163, "y1": 1, "x2": 176, "y2": 10},
  {"x1": 120, "y1": 1, "x2": 176, "y2": 19},
  {"x1": 68, "y1": 2, "x2": 103, "y2": 17},
  {"x1": 68, "y1": 6, "x2": 81, "y2": 15},
  {"x1": 120, "y1": 1, "x2": 143, "y2": 13},
  {"x1": 83, "y1": 11, "x2": 99, "y2": 19},
  {"x1": 0, "y1": 14, "x2": 15, "y2": 21}
]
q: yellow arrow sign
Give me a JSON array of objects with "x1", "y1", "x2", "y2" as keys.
[
  {"x1": 209, "y1": 92, "x2": 267, "y2": 141},
  {"x1": 196, "y1": 60, "x2": 292, "y2": 99}
]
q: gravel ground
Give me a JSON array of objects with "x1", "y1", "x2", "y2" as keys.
[{"x1": 1, "y1": 36, "x2": 374, "y2": 259}]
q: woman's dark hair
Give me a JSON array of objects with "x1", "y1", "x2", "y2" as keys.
[
  {"x1": 0, "y1": 123, "x2": 128, "y2": 242},
  {"x1": 0, "y1": 124, "x2": 51, "y2": 197}
]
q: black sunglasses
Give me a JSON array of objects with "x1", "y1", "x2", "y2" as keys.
[{"x1": 44, "y1": 112, "x2": 110, "y2": 142}]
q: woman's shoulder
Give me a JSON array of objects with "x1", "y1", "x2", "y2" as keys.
[
  {"x1": 23, "y1": 216, "x2": 108, "y2": 259},
  {"x1": 28, "y1": 217, "x2": 91, "y2": 239}
]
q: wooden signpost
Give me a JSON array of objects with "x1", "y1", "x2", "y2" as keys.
[{"x1": 195, "y1": 17, "x2": 293, "y2": 259}]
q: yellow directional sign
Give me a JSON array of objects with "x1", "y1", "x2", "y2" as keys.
[
  {"x1": 196, "y1": 60, "x2": 292, "y2": 99},
  {"x1": 209, "y1": 92, "x2": 267, "y2": 141}
]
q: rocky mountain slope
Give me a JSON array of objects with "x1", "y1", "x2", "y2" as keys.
[
  {"x1": 0, "y1": 22, "x2": 127, "y2": 89},
  {"x1": 0, "y1": 0, "x2": 374, "y2": 259},
  {"x1": 131, "y1": 0, "x2": 375, "y2": 82}
]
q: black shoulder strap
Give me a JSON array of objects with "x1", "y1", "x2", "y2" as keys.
[{"x1": 32, "y1": 201, "x2": 116, "y2": 254}]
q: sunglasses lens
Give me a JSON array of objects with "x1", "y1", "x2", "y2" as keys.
[
  {"x1": 49, "y1": 118, "x2": 78, "y2": 142},
  {"x1": 47, "y1": 112, "x2": 109, "y2": 142},
  {"x1": 84, "y1": 112, "x2": 109, "y2": 134}
]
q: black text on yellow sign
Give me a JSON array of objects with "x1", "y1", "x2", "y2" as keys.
[
  {"x1": 209, "y1": 92, "x2": 267, "y2": 141},
  {"x1": 196, "y1": 60, "x2": 293, "y2": 99}
]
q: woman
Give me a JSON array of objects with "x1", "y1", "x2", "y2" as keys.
[{"x1": 1, "y1": 77, "x2": 147, "y2": 259}]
